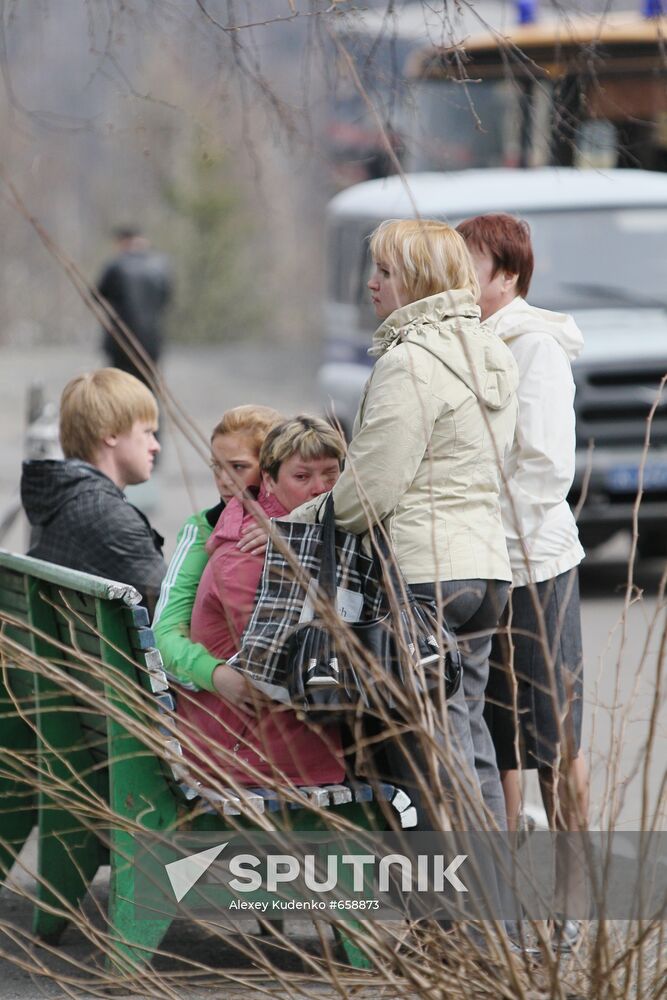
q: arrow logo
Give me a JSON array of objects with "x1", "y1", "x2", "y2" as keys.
[{"x1": 165, "y1": 842, "x2": 229, "y2": 902}]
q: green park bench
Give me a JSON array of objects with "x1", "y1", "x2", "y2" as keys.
[{"x1": 0, "y1": 548, "x2": 416, "y2": 973}]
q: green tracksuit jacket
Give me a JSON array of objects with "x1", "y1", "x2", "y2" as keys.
[{"x1": 152, "y1": 502, "x2": 224, "y2": 691}]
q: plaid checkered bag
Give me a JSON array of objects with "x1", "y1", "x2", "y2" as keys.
[{"x1": 229, "y1": 517, "x2": 385, "y2": 701}]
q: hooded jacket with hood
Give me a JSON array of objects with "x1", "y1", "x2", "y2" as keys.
[
  {"x1": 180, "y1": 488, "x2": 344, "y2": 786},
  {"x1": 292, "y1": 289, "x2": 519, "y2": 584},
  {"x1": 483, "y1": 296, "x2": 585, "y2": 586},
  {"x1": 21, "y1": 459, "x2": 165, "y2": 608}
]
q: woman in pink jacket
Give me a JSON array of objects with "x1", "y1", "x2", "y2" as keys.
[{"x1": 178, "y1": 416, "x2": 346, "y2": 786}]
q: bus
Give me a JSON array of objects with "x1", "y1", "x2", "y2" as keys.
[
  {"x1": 403, "y1": 10, "x2": 667, "y2": 173},
  {"x1": 323, "y1": 0, "x2": 509, "y2": 188}
]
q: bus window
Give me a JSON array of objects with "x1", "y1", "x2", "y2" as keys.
[
  {"x1": 407, "y1": 78, "x2": 521, "y2": 170},
  {"x1": 327, "y1": 217, "x2": 374, "y2": 306},
  {"x1": 573, "y1": 120, "x2": 618, "y2": 169},
  {"x1": 406, "y1": 13, "x2": 667, "y2": 173}
]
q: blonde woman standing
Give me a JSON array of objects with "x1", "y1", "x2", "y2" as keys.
[{"x1": 291, "y1": 219, "x2": 519, "y2": 833}]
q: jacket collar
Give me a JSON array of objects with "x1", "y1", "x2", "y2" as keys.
[
  {"x1": 256, "y1": 487, "x2": 289, "y2": 519},
  {"x1": 370, "y1": 288, "x2": 479, "y2": 357},
  {"x1": 207, "y1": 487, "x2": 288, "y2": 550},
  {"x1": 483, "y1": 295, "x2": 585, "y2": 360},
  {"x1": 483, "y1": 296, "x2": 526, "y2": 338}
]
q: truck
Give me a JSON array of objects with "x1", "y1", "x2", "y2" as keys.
[{"x1": 318, "y1": 168, "x2": 667, "y2": 556}]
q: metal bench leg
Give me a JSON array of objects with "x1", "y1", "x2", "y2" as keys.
[
  {"x1": 105, "y1": 825, "x2": 175, "y2": 974},
  {"x1": 0, "y1": 672, "x2": 37, "y2": 878},
  {"x1": 34, "y1": 791, "x2": 105, "y2": 942},
  {"x1": 99, "y1": 598, "x2": 185, "y2": 971},
  {"x1": 332, "y1": 919, "x2": 373, "y2": 969},
  {"x1": 28, "y1": 627, "x2": 106, "y2": 942}
]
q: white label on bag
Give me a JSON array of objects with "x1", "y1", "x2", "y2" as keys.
[
  {"x1": 336, "y1": 587, "x2": 363, "y2": 622},
  {"x1": 298, "y1": 582, "x2": 364, "y2": 624},
  {"x1": 298, "y1": 580, "x2": 318, "y2": 624}
]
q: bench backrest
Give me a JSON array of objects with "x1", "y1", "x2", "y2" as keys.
[
  {"x1": 0, "y1": 548, "x2": 169, "y2": 684},
  {"x1": 0, "y1": 547, "x2": 173, "y2": 785}
]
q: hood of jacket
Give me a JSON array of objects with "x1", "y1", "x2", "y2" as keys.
[
  {"x1": 484, "y1": 296, "x2": 584, "y2": 362},
  {"x1": 370, "y1": 288, "x2": 518, "y2": 410},
  {"x1": 205, "y1": 488, "x2": 287, "y2": 556},
  {"x1": 21, "y1": 459, "x2": 123, "y2": 527}
]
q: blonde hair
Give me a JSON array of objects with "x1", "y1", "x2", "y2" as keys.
[
  {"x1": 369, "y1": 218, "x2": 480, "y2": 303},
  {"x1": 210, "y1": 404, "x2": 284, "y2": 455},
  {"x1": 59, "y1": 369, "x2": 158, "y2": 463},
  {"x1": 260, "y1": 415, "x2": 345, "y2": 482}
]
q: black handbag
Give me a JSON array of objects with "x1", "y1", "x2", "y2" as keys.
[{"x1": 287, "y1": 494, "x2": 462, "y2": 720}]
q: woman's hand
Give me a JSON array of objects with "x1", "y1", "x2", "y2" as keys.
[
  {"x1": 212, "y1": 663, "x2": 266, "y2": 714},
  {"x1": 237, "y1": 522, "x2": 269, "y2": 555}
]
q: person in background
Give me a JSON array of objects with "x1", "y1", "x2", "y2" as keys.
[
  {"x1": 153, "y1": 404, "x2": 283, "y2": 691},
  {"x1": 457, "y1": 214, "x2": 589, "y2": 848},
  {"x1": 21, "y1": 369, "x2": 165, "y2": 613},
  {"x1": 289, "y1": 219, "x2": 519, "y2": 835},
  {"x1": 97, "y1": 226, "x2": 172, "y2": 384},
  {"x1": 178, "y1": 416, "x2": 345, "y2": 786}
]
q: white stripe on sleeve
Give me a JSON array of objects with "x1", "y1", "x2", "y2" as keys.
[{"x1": 152, "y1": 521, "x2": 200, "y2": 625}]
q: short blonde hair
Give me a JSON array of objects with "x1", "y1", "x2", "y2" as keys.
[
  {"x1": 210, "y1": 404, "x2": 284, "y2": 455},
  {"x1": 59, "y1": 369, "x2": 158, "y2": 463},
  {"x1": 260, "y1": 415, "x2": 345, "y2": 482},
  {"x1": 369, "y1": 218, "x2": 480, "y2": 304}
]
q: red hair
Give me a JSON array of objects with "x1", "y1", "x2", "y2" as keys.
[{"x1": 456, "y1": 213, "x2": 534, "y2": 299}]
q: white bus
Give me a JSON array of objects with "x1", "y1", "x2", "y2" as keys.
[{"x1": 319, "y1": 168, "x2": 667, "y2": 555}]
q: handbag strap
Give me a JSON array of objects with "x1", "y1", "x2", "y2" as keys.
[
  {"x1": 318, "y1": 492, "x2": 338, "y2": 601},
  {"x1": 370, "y1": 523, "x2": 415, "y2": 612},
  {"x1": 320, "y1": 493, "x2": 412, "y2": 613}
]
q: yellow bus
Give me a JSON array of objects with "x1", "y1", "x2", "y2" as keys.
[{"x1": 404, "y1": 11, "x2": 667, "y2": 172}]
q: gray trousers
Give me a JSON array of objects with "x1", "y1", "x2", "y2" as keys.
[{"x1": 379, "y1": 579, "x2": 509, "y2": 832}]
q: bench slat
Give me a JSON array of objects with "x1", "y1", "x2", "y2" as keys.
[
  {"x1": 124, "y1": 606, "x2": 150, "y2": 628},
  {"x1": 390, "y1": 787, "x2": 411, "y2": 813},
  {"x1": 0, "y1": 588, "x2": 30, "y2": 616},
  {"x1": 289, "y1": 786, "x2": 331, "y2": 809},
  {"x1": 51, "y1": 589, "x2": 98, "y2": 618},
  {"x1": 156, "y1": 692, "x2": 176, "y2": 713},
  {"x1": 188, "y1": 781, "x2": 416, "y2": 826},
  {"x1": 0, "y1": 568, "x2": 28, "y2": 596},
  {"x1": 55, "y1": 620, "x2": 101, "y2": 659},
  {"x1": 0, "y1": 548, "x2": 141, "y2": 605},
  {"x1": 199, "y1": 789, "x2": 267, "y2": 815},
  {"x1": 248, "y1": 788, "x2": 282, "y2": 812},
  {"x1": 0, "y1": 624, "x2": 33, "y2": 653},
  {"x1": 130, "y1": 627, "x2": 157, "y2": 651},
  {"x1": 401, "y1": 807, "x2": 418, "y2": 829}
]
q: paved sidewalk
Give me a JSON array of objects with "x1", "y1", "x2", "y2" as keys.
[{"x1": 0, "y1": 342, "x2": 323, "y2": 557}]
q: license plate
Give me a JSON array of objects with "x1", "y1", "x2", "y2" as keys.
[{"x1": 607, "y1": 463, "x2": 667, "y2": 492}]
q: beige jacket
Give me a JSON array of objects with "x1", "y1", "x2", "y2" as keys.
[{"x1": 292, "y1": 289, "x2": 519, "y2": 583}]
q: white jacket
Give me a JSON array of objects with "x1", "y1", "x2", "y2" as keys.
[{"x1": 484, "y1": 297, "x2": 585, "y2": 586}]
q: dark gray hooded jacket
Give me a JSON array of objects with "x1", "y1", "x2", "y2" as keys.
[{"x1": 21, "y1": 459, "x2": 166, "y2": 610}]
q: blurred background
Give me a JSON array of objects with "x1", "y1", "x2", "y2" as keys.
[{"x1": 0, "y1": 0, "x2": 665, "y2": 838}]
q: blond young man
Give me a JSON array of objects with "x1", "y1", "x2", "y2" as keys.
[{"x1": 21, "y1": 368, "x2": 166, "y2": 611}]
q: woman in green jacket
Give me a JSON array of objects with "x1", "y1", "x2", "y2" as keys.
[{"x1": 152, "y1": 404, "x2": 282, "y2": 691}]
